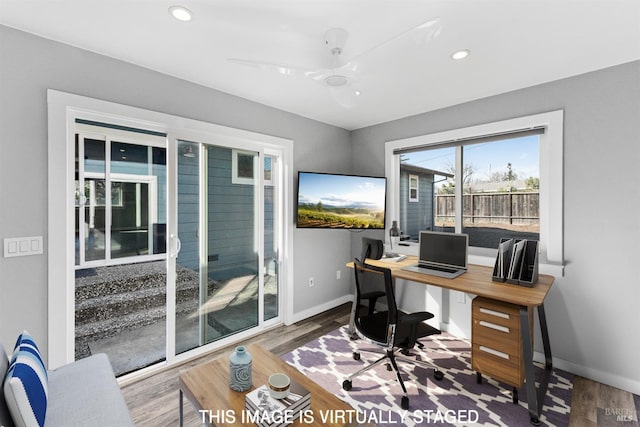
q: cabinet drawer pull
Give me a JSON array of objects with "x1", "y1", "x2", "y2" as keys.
[
  {"x1": 479, "y1": 307, "x2": 510, "y2": 319},
  {"x1": 479, "y1": 320, "x2": 510, "y2": 333},
  {"x1": 479, "y1": 346, "x2": 510, "y2": 360}
]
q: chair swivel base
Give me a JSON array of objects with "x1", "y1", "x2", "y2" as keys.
[
  {"x1": 342, "y1": 379, "x2": 413, "y2": 409},
  {"x1": 344, "y1": 351, "x2": 444, "y2": 409},
  {"x1": 351, "y1": 351, "x2": 445, "y2": 379}
]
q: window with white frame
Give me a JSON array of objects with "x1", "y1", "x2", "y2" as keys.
[
  {"x1": 232, "y1": 149, "x2": 274, "y2": 186},
  {"x1": 385, "y1": 111, "x2": 564, "y2": 267},
  {"x1": 409, "y1": 174, "x2": 419, "y2": 202},
  {"x1": 74, "y1": 123, "x2": 167, "y2": 268}
]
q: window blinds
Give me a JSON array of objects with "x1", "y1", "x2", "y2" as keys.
[{"x1": 393, "y1": 126, "x2": 545, "y2": 156}]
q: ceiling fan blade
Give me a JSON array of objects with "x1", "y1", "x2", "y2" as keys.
[
  {"x1": 343, "y1": 17, "x2": 442, "y2": 64},
  {"x1": 227, "y1": 58, "x2": 310, "y2": 76},
  {"x1": 229, "y1": 57, "x2": 355, "y2": 90},
  {"x1": 303, "y1": 68, "x2": 332, "y2": 82}
]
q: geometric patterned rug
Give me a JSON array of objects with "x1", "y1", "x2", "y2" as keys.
[{"x1": 282, "y1": 325, "x2": 573, "y2": 426}]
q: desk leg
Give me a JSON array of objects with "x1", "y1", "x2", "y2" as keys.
[
  {"x1": 537, "y1": 304, "x2": 554, "y2": 412},
  {"x1": 520, "y1": 304, "x2": 553, "y2": 426},
  {"x1": 179, "y1": 389, "x2": 184, "y2": 427},
  {"x1": 348, "y1": 296, "x2": 357, "y2": 338}
]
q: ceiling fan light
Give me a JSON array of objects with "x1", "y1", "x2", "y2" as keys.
[
  {"x1": 169, "y1": 6, "x2": 192, "y2": 22},
  {"x1": 325, "y1": 75, "x2": 348, "y2": 87},
  {"x1": 451, "y1": 49, "x2": 470, "y2": 60}
]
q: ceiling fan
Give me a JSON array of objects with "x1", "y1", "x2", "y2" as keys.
[{"x1": 228, "y1": 18, "x2": 442, "y2": 108}]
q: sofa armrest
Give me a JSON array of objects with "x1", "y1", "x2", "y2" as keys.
[{"x1": 0, "y1": 342, "x2": 15, "y2": 427}]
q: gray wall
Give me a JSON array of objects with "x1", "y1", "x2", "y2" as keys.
[
  {"x1": 0, "y1": 25, "x2": 352, "y2": 358},
  {"x1": 351, "y1": 61, "x2": 640, "y2": 393},
  {"x1": 2, "y1": 23, "x2": 639, "y2": 394}
]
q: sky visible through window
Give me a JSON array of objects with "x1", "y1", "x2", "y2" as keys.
[{"x1": 402, "y1": 135, "x2": 539, "y2": 191}]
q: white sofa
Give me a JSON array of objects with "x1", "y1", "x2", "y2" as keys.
[{"x1": 1, "y1": 340, "x2": 133, "y2": 427}]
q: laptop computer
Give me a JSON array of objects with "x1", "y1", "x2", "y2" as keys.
[{"x1": 402, "y1": 231, "x2": 468, "y2": 278}]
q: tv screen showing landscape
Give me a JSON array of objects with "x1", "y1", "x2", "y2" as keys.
[{"x1": 296, "y1": 171, "x2": 386, "y2": 229}]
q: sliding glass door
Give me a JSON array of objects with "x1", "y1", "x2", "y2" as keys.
[
  {"x1": 49, "y1": 92, "x2": 293, "y2": 374},
  {"x1": 74, "y1": 129, "x2": 167, "y2": 376},
  {"x1": 73, "y1": 128, "x2": 283, "y2": 373},
  {"x1": 263, "y1": 152, "x2": 280, "y2": 322},
  {"x1": 175, "y1": 140, "x2": 281, "y2": 354}
]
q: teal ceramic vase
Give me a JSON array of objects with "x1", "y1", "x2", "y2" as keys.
[{"x1": 229, "y1": 346, "x2": 252, "y2": 392}]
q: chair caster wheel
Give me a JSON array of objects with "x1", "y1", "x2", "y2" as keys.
[
  {"x1": 401, "y1": 396, "x2": 409, "y2": 410},
  {"x1": 434, "y1": 370, "x2": 444, "y2": 381},
  {"x1": 352, "y1": 352, "x2": 361, "y2": 361},
  {"x1": 417, "y1": 342, "x2": 424, "y2": 349},
  {"x1": 342, "y1": 380, "x2": 352, "y2": 391},
  {"x1": 386, "y1": 363, "x2": 392, "y2": 371}
]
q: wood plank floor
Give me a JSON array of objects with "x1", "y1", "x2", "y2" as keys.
[{"x1": 121, "y1": 303, "x2": 639, "y2": 426}]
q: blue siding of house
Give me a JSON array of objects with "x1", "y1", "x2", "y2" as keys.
[
  {"x1": 176, "y1": 149, "x2": 200, "y2": 271},
  {"x1": 399, "y1": 170, "x2": 434, "y2": 240},
  {"x1": 207, "y1": 146, "x2": 257, "y2": 281},
  {"x1": 176, "y1": 145, "x2": 275, "y2": 280}
]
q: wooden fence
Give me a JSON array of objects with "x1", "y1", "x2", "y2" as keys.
[{"x1": 435, "y1": 192, "x2": 539, "y2": 226}]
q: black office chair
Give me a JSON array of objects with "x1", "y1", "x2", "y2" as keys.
[
  {"x1": 343, "y1": 257, "x2": 444, "y2": 409},
  {"x1": 347, "y1": 238, "x2": 386, "y2": 338}
]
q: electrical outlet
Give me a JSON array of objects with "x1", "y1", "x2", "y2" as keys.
[
  {"x1": 336, "y1": 270, "x2": 341, "y2": 280},
  {"x1": 309, "y1": 277, "x2": 315, "y2": 287}
]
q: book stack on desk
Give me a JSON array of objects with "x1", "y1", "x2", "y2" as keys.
[{"x1": 492, "y1": 238, "x2": 539, "y2": 287}]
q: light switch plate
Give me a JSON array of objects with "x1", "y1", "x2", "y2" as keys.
[{"x1": 4, "y1": 236, "x2": 43, "y2": 258}]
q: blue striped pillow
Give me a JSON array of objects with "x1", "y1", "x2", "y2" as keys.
[{"x1": 3, "y1": 331, "x2": 48, "y2": 427}]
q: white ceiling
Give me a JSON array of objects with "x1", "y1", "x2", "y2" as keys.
[{"x1": 1, "y1": 0, "x2": 639, "y2": 130}]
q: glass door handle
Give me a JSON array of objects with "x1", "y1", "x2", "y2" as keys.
[{"x1": 170, "y1": 234, "x2": 182, "y2": 258}]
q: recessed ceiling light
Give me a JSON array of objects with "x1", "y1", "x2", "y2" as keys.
[
  {"x1": 169, "y1": 6, "x2": 192, "y2": 22},
  {"x1": 451, "y1": 49, "x2": 470, "y2": 60}
]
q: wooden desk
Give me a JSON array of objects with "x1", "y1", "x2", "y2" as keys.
[
  {"x1": 179, "y1": 343, "x2": 355, "y2": 427},
  {"x1": 347, "y1": 256, "x2": 554, "y2": 426}
]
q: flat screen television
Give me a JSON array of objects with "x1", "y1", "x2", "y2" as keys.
[{"x1": 296, "y1": 171, "x2": 386, "y2": 229}]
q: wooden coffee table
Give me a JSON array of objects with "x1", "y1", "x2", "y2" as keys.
[{"x1": 179, "y1": 343, "x2": 356, "y2": 426}]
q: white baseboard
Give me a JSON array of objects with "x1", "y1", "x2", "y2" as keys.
[
  {"x1": 289, "y1": 294, "x2": 353, "y2": 325},
  {"x1": 533, "y1": 351, "x2": 640, "y2": 395}
]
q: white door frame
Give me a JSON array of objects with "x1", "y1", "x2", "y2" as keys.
[{"x1": 47, "y1": 90, "x2": 294, "y2": 369}]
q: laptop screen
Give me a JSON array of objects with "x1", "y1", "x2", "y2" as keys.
[{"x1": 419, "y1": 231, "x2": 468, "y2": 269}]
